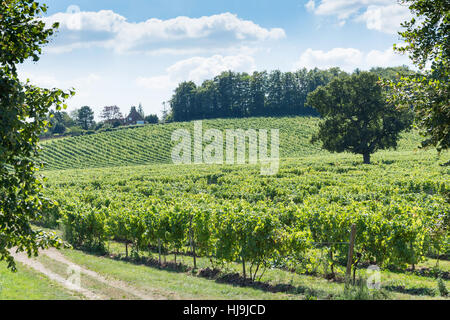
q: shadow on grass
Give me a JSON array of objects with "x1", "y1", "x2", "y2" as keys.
[
  {"x1": 384, "y1": 285, "x2": 436, "y2": 296},
  {"x1": 387, "y1": 263, "x2": 450, "y2": 281},
  {"x1": 198, "y1": 267, "x2": 332, "y2": 299},
  {"x1": 110, "y1": 253, "x2": 191, "y2": 274}
]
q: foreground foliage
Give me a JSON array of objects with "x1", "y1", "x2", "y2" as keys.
[
  {"x1": 389, "y1": 0, "x2": 450, "y2": 152},
  {"x1": 0, "y1": 0, "x2": 71, "y2": 270}
]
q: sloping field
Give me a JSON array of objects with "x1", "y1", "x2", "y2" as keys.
[{"x1": 40, "y1": 117, "x2": 423, "y2": 170}]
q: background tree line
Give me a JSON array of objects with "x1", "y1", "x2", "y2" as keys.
[
  {"x1": 168, "y1": 66, "x2": 416, "y2": 122},
  {"x1": 42, "y1": 104, "x2": 159, "y2": 138}
]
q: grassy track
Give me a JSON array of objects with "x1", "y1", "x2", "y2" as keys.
[{"x1": 0, "y1": 260, "x2": 81, "y2": 300}]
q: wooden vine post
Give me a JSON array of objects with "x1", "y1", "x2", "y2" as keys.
[
  {"x1": 158, "y1": 239, "x2": 162, "y2": 265},
  {"x1": 345, "y1": 224, "x2": 357, "y2": 285},
  {"x1": 189, "y1": 215, "x2": 197, "y2": 270}
]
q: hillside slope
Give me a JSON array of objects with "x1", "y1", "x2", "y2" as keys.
[{"x1": 40, "y1": 116, "x2": 423, "y2": 170}]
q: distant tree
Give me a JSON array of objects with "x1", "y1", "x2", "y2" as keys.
[
  {"x1": 76, "y1": 106, "x2": 95, "y2": 130},
  {"x1": 111, "y1": 119, "x2": 122, "y2": 128},
  {"x1": 101, "y1": 105, "x2": 123, "y2": 123},
  {"x1": 145, "y1": 114, "x2": 159, "y2": 124},
  {"x1": 307, "y1": 72, "x2": 411, "y2": 164},
  {"x1": 47, "y1": 110, "x2": 76, "y2": 135},
  {"x1": 0, "y1": 0, "x2": 71, "y2": 270},
  {"x1": 61, "y1": 111, "x2": 75, "y2": 127},
  {"x1": 160, "y1": 101, "x2": 169, "y2": 123},
  {"x1": 137, "y1": 103, "x2": 145, "y2": 118},
  {"x1": 170, "y1": 81, "x2": 197, "y2": 121},
  {"x1": 52, "y1": 122, "x2": 66, "y2": 134},
  {"x1": 387, "y1": 0, "x2": 449, "y2": 152},
  {"x1": 249, "y1": 71, "x2": 267, "y2": 116},
  {"x1": 266, "y1": 70, "x2": 283, "y2": 116},
  {"x1": 70, "y1": 108, "x2": 79, "y2": 121}
]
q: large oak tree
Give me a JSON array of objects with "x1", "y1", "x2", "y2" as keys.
[{"x1": 307, "y1": 72, "x2": 411, "y2": 164}]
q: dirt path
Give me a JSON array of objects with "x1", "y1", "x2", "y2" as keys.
[
  {"x1": 43, "y1": 248, "x2": 162, "y2": 300},
  {"x1": 11, "y1": 250, "x2": 101, "y2": 300}
]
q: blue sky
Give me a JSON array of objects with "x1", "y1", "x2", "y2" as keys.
[{"x1": 19, "y1": 0, "x2": 413, "y2": 119}]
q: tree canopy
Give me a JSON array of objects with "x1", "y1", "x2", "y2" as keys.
[
  {"x1": 388, "y1": 0, "x2": 449, "y2": 152},
  {"x1": 307, "y1": 72, "x2": 412, "y2": 164},
  {"x1": 101, "y1": 105, "x2": 123, "y2": 123},
  {"x1": 168, "y1": 68, "x2": 346, "y2": 121},
  {"x1": 76, "y1": 106, "x2": 95, "y2": 130},
  {"x1": 168, "y1": 67, "x2": 416, "y2": 122},
  {"x1": 0, "y1": 0, "x2": 73, "y2": 270},
  {"x1": 145, "y1": 114, "x2": 159, "y2": 124}
]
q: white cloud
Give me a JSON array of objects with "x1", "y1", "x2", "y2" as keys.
[
  {"x1": 305, "y1": 0, "x2": 316, "y2": 11},
  {"x1": 41, "y1": 10, "x2": 285, "y2": 54},
  {"x1": 20, "y1": 72, "x2": 60, "y2": 88},
  {"x1": 294, "y1": 47, "x2": 410, "y2": 72},
  {"x1": 18, "y1": 70, "x2": 104, "y2": 116},
  {"x1": 137, "y1": 54, "x2": 256, "y2": 90},
  {"x1": 309, "y1": 0, "x2": 388, "y2": 19},
  {"x1": 136, "y1": 75, "x2": 173, "y2": 90},
  {"x1": 169, "y1": 54, "x2": 256, "y2": 84},
  {"x1": 356, "y1": 4, "x2": 411, "y2": 34},
  {"x1": 365, "y1": 48, "x2": 410, "y2": 67},
  {"x1": 20, "y1": 71, "x2": 101, "y2": 90},
  {"x1": 305, "y1": 0, "x2": 412, "y2": 34},
  {"x1": 295, "y1": 48, "x2": 363, "y2": 71},
  {"x1": 19, "y1": 71, "x2": 102, "y2": 111},
  {"x1": 45, "y1": 10, "x2": 125, "y2": 32}
]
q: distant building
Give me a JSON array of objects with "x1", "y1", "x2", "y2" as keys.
[{"x1": 125, "y1": 107, "x2": 144, "y2": 125}]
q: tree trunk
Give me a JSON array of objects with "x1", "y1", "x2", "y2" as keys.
[
  {"x1": 363, "y1": 153, "x2": 371, "y2": 164},
  {"x1": 242, "y1": 257, "x2": 246, "y2": 280}
]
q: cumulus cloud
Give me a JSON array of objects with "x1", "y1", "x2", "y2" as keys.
[
  {"x1": 137, "y1": 54, "x2": 256, "y2": 90},
  {"x1": 20, "y1": 72, "x2": 60, "y2": 88},
  {"x1": 305, "y1": 0, "x2": 412, "y2": 34},
  {"x1": 356, "y1": 4, "x2": 412, "y2": 34},
  {"x1": 18, "y1": 71, "x2": 103, "y2": 114},
  {"x1": 169, "y1": 54, "x2": 256, "y2": 83},
  {"x1": 294, "y1": 47, "x2": 411, "y2": 72},
  {"x1": 305, "y1": 0, "x2": 316, "y2": 11},
  {"x1": 41, "y1": 10, "x2": 285, "y2": 54}
]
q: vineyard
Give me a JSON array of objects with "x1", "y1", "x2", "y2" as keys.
[
  {"x1": 39, "y1": 117, "x2": 423, "y2": 171},
  {"x1": 38, "y1": 121, "x2": 450, "y2": 295}
]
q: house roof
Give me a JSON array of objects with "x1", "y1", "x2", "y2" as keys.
[{"x1": 127, "y1": 107, "x2": 144, "y2": 122}]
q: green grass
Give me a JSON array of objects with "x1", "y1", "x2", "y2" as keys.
[
  {"x1": 31, "y1": 242, "x2": 445, "y2": 300},
  {"x1": 105, "y1": 240, "x2": 449, "y2": 300},
  {"x1": 61, "y1": 248, "x2": 299, "y2": 300},
  {"x1": 35, "y1": 254, "x2": 135, "y2": 300},
  {"x1": 0, "y1": 260, "x2": 80, "y2": 300}
]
